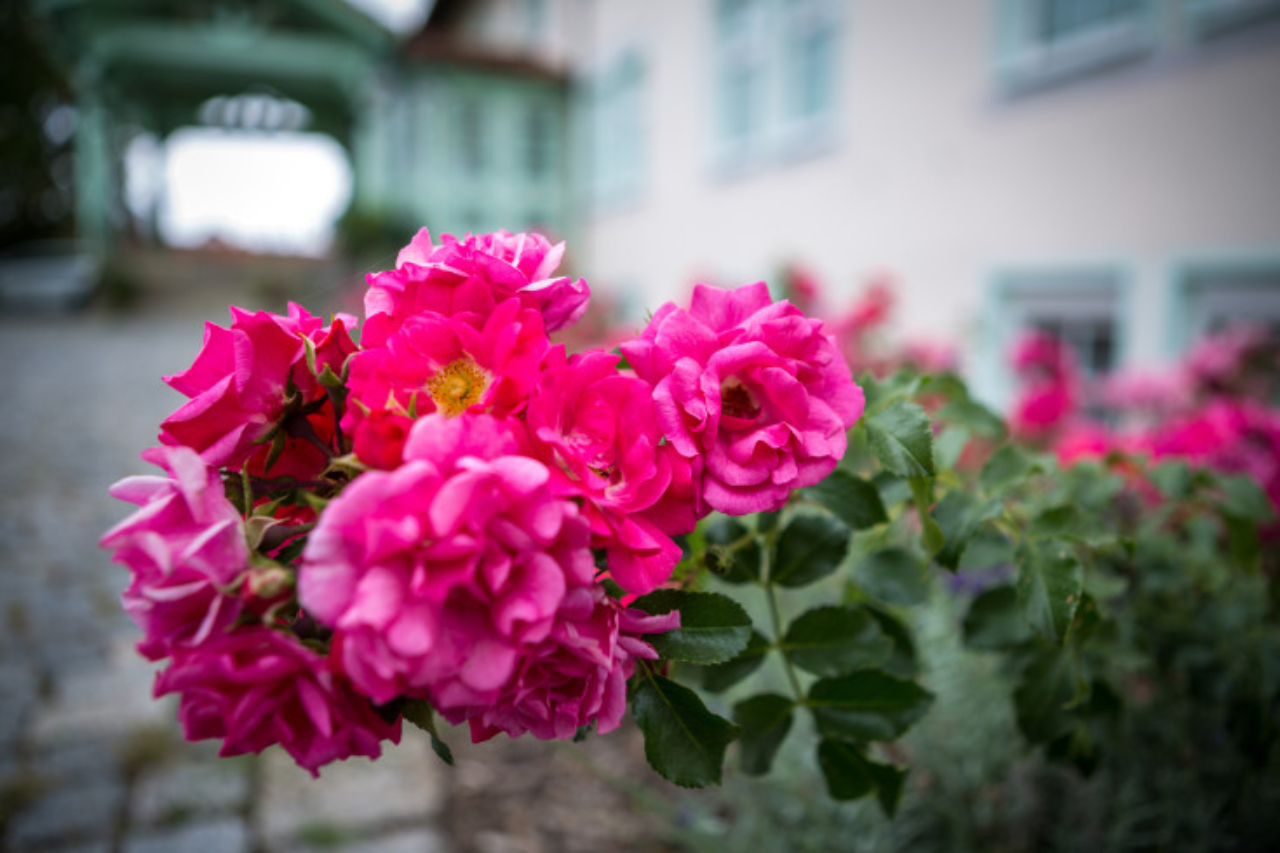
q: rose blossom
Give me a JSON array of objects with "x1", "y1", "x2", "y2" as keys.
[
  {"x1": 160, "y1": 304, "x2": 356, "y2": 473},
  {"x1": 344, "y1": 298, "x2": 549, "y2": 432},
  {"x1": 620, "y1": 281, "x2": 864, "y2": 515},
  {"x1": 363, "y1": 228, "x2": 590, "y2": 348},
  {"x1": 527, "y1": 348, "x2": 697, "y2": 593},
  {"x1": 155, "y1": 626, "x2": 401, "y2": 776},
  {"x1": 299, "y1": 414, "x2": 595, "y2": 713},
  {"x1": 466, "y1": 588, "x2": 679, "y2": 742},
  {"x1": 101, "y1": 446, "x2": 248, "y2": 660}
]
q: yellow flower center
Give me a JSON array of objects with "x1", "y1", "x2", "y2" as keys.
[{"x1": 426, "y1": 358, "x2": 490, "y2": 416}]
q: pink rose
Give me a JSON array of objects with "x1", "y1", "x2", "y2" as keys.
[
  {"x1": 160, "y1": 304, "x2": 357, "y2": 473},
  {"x1": 527, "y1": 349, "x2": 697, "y2": 593},
  {"x1": 466, "y1": 589, "x2": 679, "y2": 742},
  {"x1": 344, "y1": 298, "x2": 549, "y2": 432},
  {"x1": 1011, "y1": 383, "x2": 1077, "y2": 440},
  {"x1": 299, "y1": 414, "x2": 595, "y2": 712},
  {"x1": 363, "y1": 229, "x2": 590, "y2": 348},
  {"x1": 100, "y1": 446, "x2": 247, "y2": 660},
  {"x1": 155, "y1": 626, "x2": 401, "y2": 776},
  {"x1": 620, "y1": 282, "x2": 864, "y2": 515},
  {"x1": 352, "y1": 409, "x2": 413, "y2": 470}
]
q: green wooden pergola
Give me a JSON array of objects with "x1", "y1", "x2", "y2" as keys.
[{"x1": 30, "y1": 0, "x2": 395, "y2": 255}]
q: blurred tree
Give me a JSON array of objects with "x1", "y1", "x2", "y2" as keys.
[{"x1": 0, "y1": 0, "x2": 76, "y2": 249}]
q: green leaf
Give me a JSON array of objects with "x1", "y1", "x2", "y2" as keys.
[
  {"x1": 865, "y1": 607, "x2": 918, "y2": 678},
  {"x1": 631, "y1": 674, "x2": 739, "y2": 788},
  {"x1": 852, "y1": 547, "x2": 929, "y2": 607},
  {"x1": 1015, "y1": 539, "x2": 1084, "y2": 645},
  {"x1": 702, "y1": 517, "x2": 760, "y2": 584},
  {"x1": 1056, "y1": 462, "x2": 1122, "y2": 511},
  {"x1": 1028, "y1": 504, "x2": 1103, "y2": 543},
  {"x1": 937, "y1": 397, "x2": 1007, "y2": 439},
  {"x1": 733, "y1": 693, "x2": 794, "y2": 776},
  {"x1": 980, "y1": 444, "x2": 1039, "y2": 494},
  {"x1": 782, "y1": 606, "x2": 893, "y2": 677},
  {"x1": 631, "y1": 590, "x2": 752, "y2": 665},
  {"x1": 865, "y1": 399, "x2": 936, "y2": 479},
  {"x1": 772, "y1": 514, "x2": 851, "y2": 588},
  {"x1": 1226, "y1": 516, "x2": 1262, "y2": 571},
  {"x1": 963, "y1": 585, "x2": 1033, "y2": 651},
  {"x1": 957, "y1": 528, "x2": 1015, "y2": 571},
  {"x1": 931, "y1": 490, "x2": 1003, "y2": 570},
  {"x1": 860, "y1": 371, "x2": 922, "y2": 410},
  {"x1": 809, "y1": 671, "x2": 934, "y2": 743},
  {"x1": 872, "y1": 473, "x2": 912, "y2": 508},
  {"x1": 816, "y1": 740, "x2": 908, "y2": 816},
  {"x1": 699, "y1": 630, "x2": 771, "y2": 693},
  {"x1": 399, "y1": 699, "x2": 454, "y2": 766},
  {"x1": 1149, "y1": 460, "x2": 1193, "y2": 500},
  {"x1": 805, "y1": 469, "x2": 889, "y2": 530},
  {"x1": 934, "y1": 425, "x2": 970, "y2": 471},
  {"x1": 1219, "y1": 474, "x2": 1275, "y2": 524},
  {"x1": 1067, "y1": 592, "x2": 1102, "y2": 645},
  {"x1": 909, "y1": 477, "x2": 946, "y2": 557},
  {"x1": 1014, "y1": 649, "x2": 1078, "y2": 744}
]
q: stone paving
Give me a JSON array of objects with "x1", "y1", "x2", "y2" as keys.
[{"x1": 0, "y1": 289, "x2": 678, "y2": 853}]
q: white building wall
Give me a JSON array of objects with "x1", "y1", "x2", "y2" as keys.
[{"x1": 573, "y1": 0, "x2": 1280, "y2": 395}]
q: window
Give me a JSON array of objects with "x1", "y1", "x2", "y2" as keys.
[
  {"x1": 994, "y1": 0, "x2": 1155, "y2": 93},
  {"x1": 1004, "y1": 276, "x2": 1122, "y2": 380},
  {"x1": 783, "y1": 0, "x2": 838, "y2": 124},
  {"x1": 525, "y1": 106, "x2": 552, "y2": 179},
  {"x1": 716, "y1": 0, "x2": 769, "y2": 152},
  {"x1": 1176, "y1": 262, "x2": 1280, "y2": 350},
  {"x1": 1186, "y1": 0, "x2": 1280, "y2": 38},
  {"x1": 712, "y1": 0, "x2": 840, "y2": 173},
  {"x1": 456, "y1": 99, "x2": 484, "y2": 175},
  {"x1": 978, "y1": 267, "x2": 1127, "y2": 409},
  {"x1": 587, "y1": 49, "x2": 645, "y2": 208}
]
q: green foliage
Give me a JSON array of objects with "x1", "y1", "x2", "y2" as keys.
[
  {"x1": 632, "y1": 673, "x2": 739, "y2": 788},
  {"x1": 733, "y1": 694, "x2": 794, "y2": 776},
  {"x1": 864, "y1": 400, "x2": 936, "y2": 479},
  {"x1": 632, "y1": 590, "x2": 752, "y2": 665},
  {"x1": 627, "y1": 363, "x2": 1280, "y2": 846},
  {"x1": 808, "y1": 671, "x2": 935, "y2": 743},
  {"x1": 804, "y1": 470, "x2": 889, "y2": 530},
  {"x1": 781, "y1": 606, "x2": 894, "y2": 676},
  {"x1": 772, "y1": 514, "x2": 850, "y2": 587}
]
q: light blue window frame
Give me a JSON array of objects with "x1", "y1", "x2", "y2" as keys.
[
  {"x1": 1185, "y1": 0, "x2": 1280, "y2": 39},
  {"x1": 586, "y1": 47, "x2": 646, "y2": 210},
  {"x1": 992, "y1": 0, "x2": 1159, "y2": 94},
  {"x1": 1167, "y1": 253, "x2": 1280, "y2": 356},
  {"x1": 711, "y1": 0, "x2": 841, "y2": 176},
  {"x1": 975, "y1": 263, "x2": 1133, "y2": 409}
]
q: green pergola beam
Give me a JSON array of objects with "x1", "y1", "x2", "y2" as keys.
[{"x1": 88, "y1": 23, "x2": 380, "y2": 98}]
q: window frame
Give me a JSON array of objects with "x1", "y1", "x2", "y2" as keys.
[
  {"x1": 1168, "y1": 254, "x2": 1280, "y2": 356},
  {"x1": 975, "y1": 264, "x2": 1132, "y2": 409},
  {"x1": 992, "y1": 0, "x2": 1159, "y2": 95},
  {"x1": 710, "y1": 0, "x2": 842, "y2": 178},
  {"x1": 584, "y1": 46, "x2": 647, "y2": 212}
]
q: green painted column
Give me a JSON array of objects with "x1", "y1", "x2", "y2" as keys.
[{"x1": 72, "y1": 63, "x2": 115, "y2": 258}]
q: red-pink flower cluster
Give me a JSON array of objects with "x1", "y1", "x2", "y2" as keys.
[
  {"x1": 1005, "y1": 326, "x2": 1280, "y2": 522},
  {"x1": 102, "y1": 228, "x2": 863, "y2": 774}
]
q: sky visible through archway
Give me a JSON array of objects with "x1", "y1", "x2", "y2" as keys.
[{"x1": 128, "y1": 0, "x2": 429, "y2": 257}]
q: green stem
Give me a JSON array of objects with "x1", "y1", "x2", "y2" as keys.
[{"x1": 760, "y1": 527, "x2": 805, "y2": 705}]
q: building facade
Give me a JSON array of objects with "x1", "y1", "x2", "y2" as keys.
[{"x1": 564, "y1": 0, "x2": 1280, "y2": 405}]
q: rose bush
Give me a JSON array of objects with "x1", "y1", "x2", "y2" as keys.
[{"x1": 102, "y1": 226, "x2": 1277, "y2": 846}]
